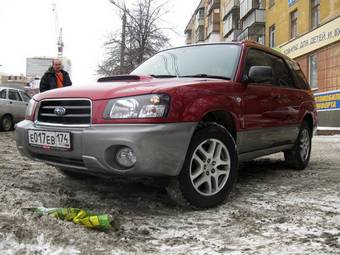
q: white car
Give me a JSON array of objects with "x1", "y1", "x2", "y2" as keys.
[{"x1": 0, "y1": 87, "x2": 31, "y2": 131}]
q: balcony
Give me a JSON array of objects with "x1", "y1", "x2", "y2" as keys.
[
  {"x1": 207, "y1": 23, "x2": 220, "y2": 36},
  {"x1": 207, "y1": 0, "x2": 220, "y2": 15},
  {"x1": 195, "y1": 18, "x2": 205, "y2": 30},
  {"x1": 223, "y1": 11, "x2": 240, "y2": 36},
  {"x1": 237, "y1": 24, "x2": 265, "y2": 44},
  {"x1": 240, "y1": 0, "x2": 265, "y2": 20},
  {"x1": 185, "y1": 30, "x2": 193, "y2": 45},
  {"x1": 195, "y1": 26, "x2": 205, "y2": 43},
  {"x1": 223, "y1": 0, "x2": 240, "y2": 19},
  {"x1": 242, "y1": 9, "x2": 265, "y2": 29},
  {"x1": 225, "y1": 30, "x2": 241, "y2": 42},
  {"x1": 207, "y1": 10, "x2": 220, "y2": 37}
]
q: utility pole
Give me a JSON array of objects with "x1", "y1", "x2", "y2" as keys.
[
  {"x1": 120, "y1": 12, "x2": 127, "y2": 74},
  {"x1": 52, "y1": 3, "x2": 64, "y2": 58}
]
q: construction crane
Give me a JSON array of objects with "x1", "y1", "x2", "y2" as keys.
[{"x1": 52, "y1": 3, "x2": 64, "y2": 58}]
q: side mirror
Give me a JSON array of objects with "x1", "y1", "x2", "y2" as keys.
[{"x1": 247, "y1": 66, "x2": 273, "y2": 84}]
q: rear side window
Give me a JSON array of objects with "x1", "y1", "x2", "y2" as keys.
[
  {"x1": 245, "y1": 48, "x2": 299, "y2": 89},
  {"x1": 0, "y1": 89, "x2": 7, "y2": 99},
  {"x1": 20, "y1": 91, "x2": 31, "y2": 102},
  {"x1": 267, "y1": 54, "x2": 295, "y2": 88},
  {"x1": 8, "y1": 90, "x2": 22, "y2": 101},
  {"x1": 286, "y1": 60, "x2": 310, "y2": 90}
]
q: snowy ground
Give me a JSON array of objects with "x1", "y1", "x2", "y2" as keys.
[{"x1": 0, "y1": 132, "x2": 339, "y2": 255}]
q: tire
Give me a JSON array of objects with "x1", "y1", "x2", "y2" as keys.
[
  {"x1": 284, "y1": 121, "x2": 312, "y2": 170},
  {"x1": 56, "y1": 167, "x2": 94, "y2": 180},
  {"x1": 0, "y1": 115, "x2": 14, "y2": 132},
  {"x1": 166, "y1": 123, "x2": 239, "y2": 209}
]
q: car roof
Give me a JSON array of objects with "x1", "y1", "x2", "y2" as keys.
[
  {"x1": 0, "y1": 87, "x2": 25, "y2": 92},
  {"x1": 159, "y1": 40, "x2": 296, "y2": 64}
]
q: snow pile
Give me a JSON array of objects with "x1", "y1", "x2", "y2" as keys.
[{"x1": 0, "y1": 233, "x2": 80, "y2": 255}]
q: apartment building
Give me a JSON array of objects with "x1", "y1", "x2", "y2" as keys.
[
  {"x1": 185, "y1": 0, "x2": 221, "y2": 44},
  {"x1": 185, "y1": 0, "x2": 266, "y2": 44}
]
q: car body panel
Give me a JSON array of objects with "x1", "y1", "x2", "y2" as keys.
[
  {"x1": 0, "y1": 87, "x2": 30, "y2": 123},
  {"x1": 16, "y1": 41, "x2": 317, "y2": 177}
]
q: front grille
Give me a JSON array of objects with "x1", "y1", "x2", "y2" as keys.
[{"x1": 37, "y1": 99, "x2": 91, "y2": 125}]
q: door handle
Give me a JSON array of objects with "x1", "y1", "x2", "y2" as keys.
[{"x1": 9, "y1": 101, "x2": 13, "y2": 104}]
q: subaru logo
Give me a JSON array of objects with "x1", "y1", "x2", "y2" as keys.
[{"x1": 54, "y1": 107, "x2": 66, "y2": 117}]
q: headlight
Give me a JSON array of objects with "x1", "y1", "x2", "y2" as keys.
[
  {"x1": 103, "y1": 94, "x2": 170, "y2": 119},
  {"x1": 25, "y1": 99, "x2": 37, "y2": 120}
]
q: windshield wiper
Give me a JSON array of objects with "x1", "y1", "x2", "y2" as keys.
[
  {"x1": 150, "y1": 74, "x2": 178, "y2": 78},
  {"x1": 180, "y1": 74, "x2": 231, "y2": 80}
]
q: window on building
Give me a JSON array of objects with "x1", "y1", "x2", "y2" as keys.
[
  {"x1": 257, "y1": 35, "x2": 265, "y2": 45},
  {"x1": 224, "y1": 14, "x2": 233, "y2": 35},
  {"x1": 269, "y1": 24, "x2": 275, "y2": 48},
  {"x1": 196, "y1": 26, "x2": 204, "y2": 42},
  {"x1": 269, "y1": 0, "x2": 275, "y2": 8},
  {"x1": 311, "y1": 0, "x2": 320, "y2": 29},
  {"x1": 257, "y1": 0, "x2": 265, "y2": 9},
  {"x1": 186, "y1": 31, "x2": 192, "y2": 41},
  {"x1": 309, "y1": 54, "x2": 318, "y2": 89},
  {"x1": 197, "y1": 8, "x2": 205, "y2": 20},
  {"x1": 290, "y1": 10, "x2": 298, "y2": 39}
]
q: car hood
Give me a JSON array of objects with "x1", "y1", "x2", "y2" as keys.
[{"x1": 33, "y1": 76, "x2": 229, "y2": 101}]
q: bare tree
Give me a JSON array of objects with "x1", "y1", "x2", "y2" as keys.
[{"x1": 98, "y1": 0, "x2": 171, "y2": 76}]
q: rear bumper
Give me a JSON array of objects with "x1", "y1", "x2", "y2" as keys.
[{"x1": 15, "y1": 120, "x2": 197, "y2": 177}]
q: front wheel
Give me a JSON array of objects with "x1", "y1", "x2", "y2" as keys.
[
  {"x1": 284, "y1": 121, "x2": 312, "y2": 170},
  {"x1": 0, "y1": 115, "x2": 13, "y2": 132},
  {"x1": 166, "y1": 123, "x2": 238, "y2": 208}
]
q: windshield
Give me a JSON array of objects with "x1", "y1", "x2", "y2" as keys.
[{"x1": 131, "y1": 44, "x2": 241, "y2": 80}]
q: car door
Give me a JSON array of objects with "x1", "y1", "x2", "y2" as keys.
[
  {"x1": 265, "y1": 53, "x2": 302, "y2": 144},
  {"x1": 8, "y1": 89, "x2": 27, "y2": 121},
  {"x1": 0, "y1": 89, "x2": 9, "y2": 117},
  {"x1": 239, "y1": 48, "x2": 286, "y2": 153}
]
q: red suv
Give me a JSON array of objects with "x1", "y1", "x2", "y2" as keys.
[{"x1": 16, "y1": 41, "x2": 317, "y2": 208}]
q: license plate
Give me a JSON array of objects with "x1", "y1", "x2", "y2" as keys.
[{"x1": 28, "y1": 130, "x2": 71, "y2": 150}]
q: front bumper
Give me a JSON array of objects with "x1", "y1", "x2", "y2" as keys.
[{"x1": 15, "y1": 120, "x2": 197, "y2": 177}]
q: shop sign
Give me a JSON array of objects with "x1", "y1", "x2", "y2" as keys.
[
  {"x1": 314, "y1": 90, "x2": 340, "y2": 111},
  {"x1": 279, "y1": 16, "x2": 340, "y2": 58}
]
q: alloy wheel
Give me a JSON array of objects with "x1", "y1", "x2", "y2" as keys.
[
  {"x1": 189, "y1": 138, "x2": 230, "y2": 196},
  {"x1": 299, "y1": 129, "x2": 310, "y2": 161}
]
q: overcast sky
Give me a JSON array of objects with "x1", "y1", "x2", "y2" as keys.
[{"x1": 0, "y1": 0, "x2": 195, "y2": 84}]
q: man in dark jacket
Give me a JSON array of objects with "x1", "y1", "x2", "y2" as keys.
[{"x1": 39, "y1": 59, "x2": 72, "y2": 92}]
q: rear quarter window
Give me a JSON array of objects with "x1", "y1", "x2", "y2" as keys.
[
  {"x1": 266, "y1": 53, "x2": 295, "y2": 88},
  {"x1": 286, "y1": 59, "x2": 310, "y2": 90},
  {"x1": 20, "y1": 91, "x2": 31, "y2": 102}
]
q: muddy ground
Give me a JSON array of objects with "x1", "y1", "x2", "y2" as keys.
[{"x1": 0, "y1": 131, "x2": 339, "y2": 254}]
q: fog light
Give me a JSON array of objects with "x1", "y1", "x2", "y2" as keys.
[{"x1": 116, "y1": 147, "x2": 136, "y2": 168}]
